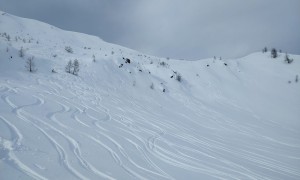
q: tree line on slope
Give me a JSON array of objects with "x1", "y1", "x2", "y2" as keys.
[{"x1": 262, "y1": 46, "x2": 293, "y2": 64}]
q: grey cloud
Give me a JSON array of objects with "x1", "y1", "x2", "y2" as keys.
[{"x1": 0, "y1": 0, "x2": 299, "y2": 60}]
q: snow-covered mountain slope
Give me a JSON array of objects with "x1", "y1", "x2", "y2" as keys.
[{"x1": 0, "y1": 11, "x2": 300, "y2": 180}]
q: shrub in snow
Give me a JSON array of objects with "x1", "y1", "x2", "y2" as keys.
[
  {"x1": 25, "y1": 56, "x2": 37, "y2": 72},
  {"x1": 150, "y1": 83, "x2": 154, "y2": 89},
  {"x1": 296, "y1": 75, "x2": 299, "y2": 83},
  {"x1": 271, "y1": 48, "x2": 277, "y2": 58},
  {"x1": 125, "y1": 58, "x2": 131, "y2": 64},
  {"x1": 93, "y1": 55, "x2": 96, "y2": 62},
  {"x1": 285, "y1": 53, "x2": 293, "y2": 64},
  {"x1": 65, "y1": 46, "x2": 73, "y2": 53},
  {"x1": 171, "y1": 71, "x2": 182, "y2": 82},
  {"x1": 1, "y1": 32, "x2": 9, "y2": 41},
  {"x1": 175, "y1": 73, "x2": 182, "y2": 82},
  {"x1": 159, "y1": 61, "x2": 168, "y2": 67}
]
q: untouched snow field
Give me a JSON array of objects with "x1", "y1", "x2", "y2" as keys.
[{"x1": 0, "y1": 11, "x2": 300, "y2": 179}]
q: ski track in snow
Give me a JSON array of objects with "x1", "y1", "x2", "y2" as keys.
[
  {"x1": 1, "y1": 11, "x2": 300, "y2": 179},
  {"x1": 0, "y1": 115, "x2": 47, "y2": 180},
  {"x1": 1, "y1": 76, "x2": 300, "y2": 180}
]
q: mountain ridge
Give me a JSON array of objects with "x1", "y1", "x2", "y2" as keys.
[{"x1": 0, "y1": 10, "x2": 300, "y2": 180}]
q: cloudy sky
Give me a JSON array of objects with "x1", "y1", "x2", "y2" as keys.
[{"x1": 0, "y1": 0, "x2": 299, "y2": 60}]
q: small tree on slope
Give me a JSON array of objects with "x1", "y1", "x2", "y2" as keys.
[
  {"x1": 25, "y1": 56, "x2": 37, "y2": 72},
  {"x1": 271, "y1": 48, "x2": 277, "y2": 58},
  {"x1": 285, "y1": 53, "x2": 293, "y2": 64},
  {"x1": 72, "y1": 59, "x2": 80, "y2": 76},
  {"x1": 65, "y1": 60, "x2": 73, "y2": 73},
  {"x1": 19, "y1": 47, "x2": 24, "y2": 58},
  {"x1": 93, "y1": 54, "x2": 96, "y2": 62},
  {"x1": 262, "y1": 47, "x2": 268, "y2": 53}
]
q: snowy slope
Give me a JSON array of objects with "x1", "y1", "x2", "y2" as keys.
[{"x1": 0, "y1": 11, "x2": 300, "y2": 180}]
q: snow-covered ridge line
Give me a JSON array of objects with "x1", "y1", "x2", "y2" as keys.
[{"x1": 1, "y1": 10, "x2": 300, "y2": 180}]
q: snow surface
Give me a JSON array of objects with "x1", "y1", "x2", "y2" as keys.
[{"x1": 0, "y1": 11, "x2": 300, "y2": 180}]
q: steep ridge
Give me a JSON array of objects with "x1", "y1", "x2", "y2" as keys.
[{"x1": 0, "y1": 11, "x2": 300, "y2": 180}]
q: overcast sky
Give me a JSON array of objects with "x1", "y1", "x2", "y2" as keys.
[{"x1": 0, "y1": 0, "x2": 299, "y2": 60}]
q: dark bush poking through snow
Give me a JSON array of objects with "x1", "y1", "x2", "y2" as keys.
[{"x1": 65, "y1": 46, "x2": 73, "y2": 53}]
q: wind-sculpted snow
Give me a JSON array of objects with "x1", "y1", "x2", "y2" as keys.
[{"x1": 1, "y1": 10, "x2": 300, "y2": 180}]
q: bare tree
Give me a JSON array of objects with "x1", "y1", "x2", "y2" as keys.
[
  {"x1": 25, "y1": 56, "x2": 37, "y2": 72},
  {"x1": 5, "y1": 34, "x2": 10, "y2": 41},
  {"x1": 72, "y1": 59, "x2": 80, "y2": 75},
  {"x1": 19, "y1": 47, "x2": 24, "y2": 58},
  {"x1": 65, "y1": 60, "x2": 73, "y2": 73}
]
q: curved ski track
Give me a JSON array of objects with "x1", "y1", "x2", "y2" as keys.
[{"x1": 0, "y1": 76, "x2": 299, "y2": 180}]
